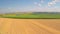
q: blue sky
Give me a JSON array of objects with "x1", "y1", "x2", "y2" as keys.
[{"x1": 0, "y1": 0, "x2": 60, "y2": 13}]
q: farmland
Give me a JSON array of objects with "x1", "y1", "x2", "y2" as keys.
[
  {"x1": 0, "y1": 12, "x2": 60, "y2": 34},
  {"x1": 0, "y1": 12, "x2": 60, "y2": 19},
  {"x1": 0, "y1": 18, "x2": 60, "y2": 34}
]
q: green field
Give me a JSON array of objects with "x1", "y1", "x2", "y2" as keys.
[{"x1": 0, "y1": 13, "x2": 60, "y2": 19}]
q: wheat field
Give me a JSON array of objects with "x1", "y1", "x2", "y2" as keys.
[{"x1": 0, "y1": 18, "x2": 60, "y2": 34}]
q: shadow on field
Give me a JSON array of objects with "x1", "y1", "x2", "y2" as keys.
[{"x1": 1, "y1": 17, "x2": 60, "y2": 19}]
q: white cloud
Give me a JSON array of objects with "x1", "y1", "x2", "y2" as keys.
[
  {"x1": 48, "y1": 2, "x2": 56, "y2": 7},
  {"x1": 34, "y1": 2, "x2": 37, "y2": 5},
  {"x1": 8, "y1": 8, "x2": 11, "y2": 10},
  {"x1": 33, "y1": 0, "x2": 60, "y2": 12},
  {"x1": 38, "y1": 4, "x2": 41, "y2": 7},
  {"x1": 48, "y1": 0, "x2": 60, "y2": 7},
  {"x1": 34, "y1": 2, "x2": 41, "y2": 7},
  {"x1": 41, "y1": 0, "x2": 44, "y2": 3},
  {"x1": 53, "y1": 0, "x2": 60, "y2": 2}
]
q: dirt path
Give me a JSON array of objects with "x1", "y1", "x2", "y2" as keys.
[{"x1": 0, "y1": 18, "x2": 60, "y2": 34}]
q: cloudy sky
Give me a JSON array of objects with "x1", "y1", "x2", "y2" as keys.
[{"x1": 0, "y1": 0, "x2": 60, "y2": 13}]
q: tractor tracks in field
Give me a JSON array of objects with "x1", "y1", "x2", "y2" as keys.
[
  {"x1": 27, "y1": 20, "x2": 60, "y2": 34},
  {"x1": 0, "y1": 18, "x2": 60, "y2": 34}
]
